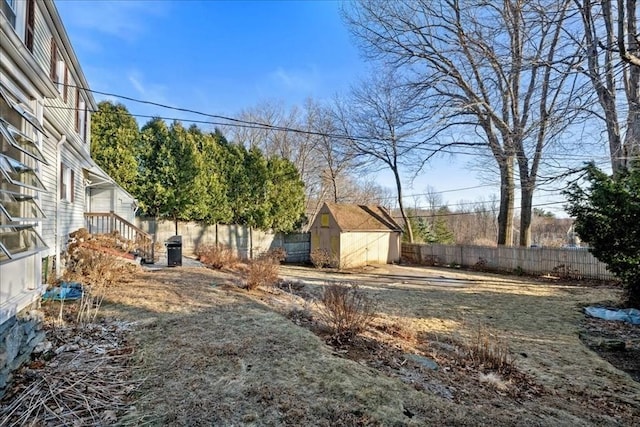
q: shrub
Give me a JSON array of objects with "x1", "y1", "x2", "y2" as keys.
[
  {"x1": 245, "y1": 258, "x2": 280, "y2": 290},
  {"x1": 320, "y1": 283, "x2": 375, "y2": 340},
  {"x1": 196, "y1": 244, "x2": 238, "y2": 269},
  {"x1": 62, "y1": 246, "x2": 136, "y2": 324},
  {"x1": 310, "y1": 248, "x2": 332, "y2": 269},
  {"x1": 267, "y1": 246, "x2": 287, "y2": 262},
  {"x1": 260, "y1": 247, "x2": 287, "y2": 263},
  {"x1": 464, "y1": 326, "x2": 514, "y2": 374}
]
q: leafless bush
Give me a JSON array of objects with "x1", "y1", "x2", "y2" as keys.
[
  {"x1": 63, "y1": 246, "x2": 136, "y2": 324},
  {"x1": 310, "y1": 248, "x2": 332, "y2": 268},
  {"x1": 472, "y1": 257, "x2": 488, "y2": 272},
  {"x1": 319, "y1": 283, "x2": 375, "y2": 340},
  {"x1": 552, "y1": 264, "x2": 583, "y2": 280},
  {"x1": 245, "y1": 258, "x2": 280, "y2": 290},
  {"x1": 421, "y1": 255, "x2": 440, "y2": 266},
  {"x1": 265, "y1": 246, "x2": 287, "y2": 263},
  {"x1": 464, "y1": 326, "x2": 515, "y2": 374},
  {"x1": 196, "y1": 244, "x2": 238, "y2": 269}
]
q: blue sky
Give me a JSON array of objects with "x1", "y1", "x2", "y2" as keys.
[
  {"x1": 56, "y1": 0, "x2": 363, "y2": 117},
  {"x1": 55, "y1": 0, "x2": 571, "y2": 216}
]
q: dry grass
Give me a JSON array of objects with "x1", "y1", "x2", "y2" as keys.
[{"x1": 8, "y1": 263, "x2": 639, "y2": 426}]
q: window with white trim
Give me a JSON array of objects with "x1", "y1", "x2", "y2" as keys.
[
  {"x1": 75, "y1": 89, "x2": 87, "y2": 140},
  {"x1": 60, "y1": 163, "x2": 75, "y2": 203}
]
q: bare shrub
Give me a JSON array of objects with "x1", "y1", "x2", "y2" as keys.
[
  {"x1": 464, "y1": 326, "x2": 515, "y2": 374},
  {"x1": 310, "y1": 248, "x2": 332, "y2": 268},
  {"x1": 196, "y1": 244, "x2": 238, "y2": 269},
  {"x1": 552, "y1": 264, "x2": 583, "y2": 280},
  {"x1": 421, "y1": 255, "x2": 440, "y2": 266},
  {"x1": 472, "y1": 257, "x2": 488, "y2": 272},
  {"x1": 320, "y1": 283, "x2": 375, "y2": 340},
  {"x1": 245, "y1": 258, "x2": 280, "y2": 290},
  {"x1": 63, "y1": 246, "x2": 136, "y2": 324},
  {"x1": 266, "y1": 246, "x2": 287, "y2": 263}
]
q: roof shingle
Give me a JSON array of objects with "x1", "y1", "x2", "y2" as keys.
[{"x1": 324, "y1": 203, "x2": 402, "y2": 232}]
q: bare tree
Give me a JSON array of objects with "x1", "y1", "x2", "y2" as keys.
[
  {"x1": 574, "y1": 0, "x2": 640, "y2": 171},
  {"x1": 334, "y1": 69, "x2": 432, "y2": 242},
  {"x1": 345, "y1": 0, "x2": 587, "y2": 246}
]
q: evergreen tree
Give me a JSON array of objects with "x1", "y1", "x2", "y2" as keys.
[
  {"x1": 136, "y1": 119, "x2": 202, "y2": 234},
  {"x1": 565, "y1": 163, "x2": 640, "y2": 307},
  {"x1": 431, "y1": 208, "x2": 454, "y2": 244},
  {"x1": 266, "y1": 156, "x2": 306, "y2": 232},
  {"x1": 90, "y1": 101, "x2": 139, "y2": 192},
  {"x1": 188, "y1": 126, "x2": 232, "y2": 224}
]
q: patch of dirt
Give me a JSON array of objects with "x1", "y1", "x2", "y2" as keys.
[{"x1": 580, "y1": 315, "x2": 640, "y2": 382}]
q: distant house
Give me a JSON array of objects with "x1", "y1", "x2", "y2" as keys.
[
  {"x1": 1, "y1": 0, "x2": 141, "y2": 397},
  {"x1": 310, "y1": 202, "x2": 402, "y2": 268}
]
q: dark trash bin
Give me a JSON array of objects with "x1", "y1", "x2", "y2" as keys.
[{"x1": 165, "y1": 235, "x2": 182, "y2": 267}]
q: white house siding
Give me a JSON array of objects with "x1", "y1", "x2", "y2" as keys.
[
  {"x1": 0, "y1": 256, "x2": 39, "y2": 325},
  {"x1": 87, "y1": 187, "x2": 135, "y2": 223}
]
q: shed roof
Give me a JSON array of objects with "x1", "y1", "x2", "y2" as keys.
[{"x1": 323, "y1": 202, "x2": 403, "y2": 232}]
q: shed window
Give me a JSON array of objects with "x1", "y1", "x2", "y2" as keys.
[{"x1": 321, "y1": 213, "x2": 329, "y2": 228}]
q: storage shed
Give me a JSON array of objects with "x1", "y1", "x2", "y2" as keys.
[{"x1": 310, "y1": 202, "x2": 402, "y2": 268}]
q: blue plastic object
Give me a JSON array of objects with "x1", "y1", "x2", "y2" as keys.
[
  {"x1": 42, "y1": 282, "x2": 83, "y2": 301},
  {"x1": 584, "y1": 307, "x2": 640, "y2": 325}
]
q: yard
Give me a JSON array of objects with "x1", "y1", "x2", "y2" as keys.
[{"x1": 2, "y1": 262, "x2": 639, "y2": 426}]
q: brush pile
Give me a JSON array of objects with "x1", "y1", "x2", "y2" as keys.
[{"x1": 0, "y1": 320, "x2": 142, "y2": 426}]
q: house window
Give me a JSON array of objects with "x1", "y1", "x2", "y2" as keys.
[
  {"x1": 0, "y1": 84, "x2": 47, "y2": 264},
  {"x1": 0, "y1": 155, "x2": 46, "y2": 192},
  {"x1": 75, "y1": 90, "x2": 86, "y2": 140},
  {"x1": 0, "y1": 190, "x2": 45, "y2": 221},
  {"x1": 50, "y1": 38, "x2": 59, "y2": 83},
  {"x1": 0, "y1": 225, "x2": 47, "y2": 262},
  {"x1": 63, "y1": 69, "x2": 69, "y2": 103},
  {"x1": 56, "y1": 59, "x2": 66, "y2": 95},
  {"x1": 0, "y1": 86, "x2": 47, "y2": 136},
  {"x1": 25, "y1": 0, "x2": 34, "y2": 51},
  {"x1": 0, "y1": 118, "x2": 47, "y2": 164},
  {"x1": 1, "y1": 0, "x2": 16, "y2": 27},
  {"x1": 60, "y1": 163, "x2": 74, "y2": 203}
]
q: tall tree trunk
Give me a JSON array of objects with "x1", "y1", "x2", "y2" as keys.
[
  {"x1": 519, "y1": 185, "x2": 534, "y2": 247},
  {"x1": 497, "y1": 158, "x2": 515, "y2": 246},
  {"x1": 393, "y1": 168, "x2": 413, "y2": 243}
]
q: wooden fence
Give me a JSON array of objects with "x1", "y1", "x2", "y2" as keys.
[
  {"x1": 135, "y1": 218, "x2": 310, "y2": 263},
  {"x1": 401, "y1": 243, "x2": 615, "y2": 280}
]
